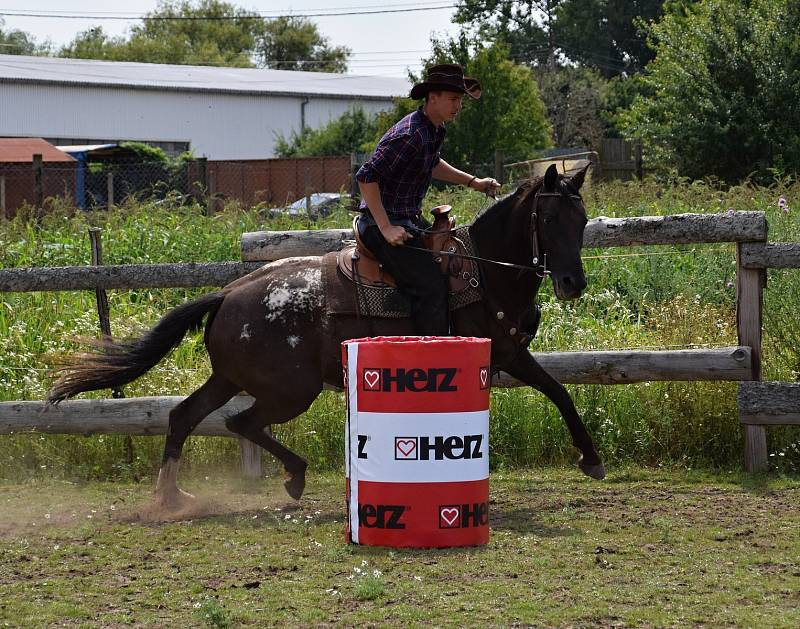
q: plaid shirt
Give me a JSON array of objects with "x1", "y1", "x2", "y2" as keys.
[{"x1": 356, "y1": 107, "x2": 446, "y2": 219}]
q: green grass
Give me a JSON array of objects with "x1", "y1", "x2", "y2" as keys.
[
  {"x1": 0, "y1": 468, "x2": 798, "y2": 627},
  {"x1": 1, "y1": 178, "x2": 799, "y2": 478}
]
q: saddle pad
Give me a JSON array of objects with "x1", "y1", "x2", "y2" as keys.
[{"x1": 323, "y1": 226, "x2": 483, "y2": 319}]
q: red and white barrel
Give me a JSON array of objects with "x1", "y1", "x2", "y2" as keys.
[{"x1": 342, "y1": 336, "x2": 491, "y2": 548}]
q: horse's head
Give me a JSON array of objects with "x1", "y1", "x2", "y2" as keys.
[{"x1": 523, "y1": 163, "x2": 590, "y2": 300}]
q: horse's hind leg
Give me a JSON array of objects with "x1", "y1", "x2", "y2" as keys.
[
  {"x1": 155, "y1": 374, "x2": 240, "y2": 509},
  {"x1": 225, "y1": 392, "x2": 319, "y2": 500}
]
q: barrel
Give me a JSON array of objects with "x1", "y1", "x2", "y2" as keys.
[{"x1": 342, "y1": 336, "x2": 491, "y2": 548}]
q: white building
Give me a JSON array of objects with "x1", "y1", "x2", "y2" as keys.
[{"x1": 0, "y1": 54, "x2": 409, "y2": 159}]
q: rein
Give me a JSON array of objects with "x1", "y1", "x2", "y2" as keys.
[{"x1": 403, "y1": 189, "x2": 565, "y2": 279}]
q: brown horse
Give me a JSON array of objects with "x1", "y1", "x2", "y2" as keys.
[{"x1": 48, "y1": 164, "x2": 603, "y2": 510}]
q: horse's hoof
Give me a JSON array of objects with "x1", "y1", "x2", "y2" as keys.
[
  {"x1": 578, "y1": 456, "x2": 606, "y2": 480},
  {"x1": 284, "y1": 475, "x2": 306, "y2": 500},
  {"x1": 154, "y1": 487, "x2": 197, "y2": 512}
]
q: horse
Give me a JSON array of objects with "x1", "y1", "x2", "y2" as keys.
[{"x1": 48, "y1": 163, "x2": 604, "y2": 510}]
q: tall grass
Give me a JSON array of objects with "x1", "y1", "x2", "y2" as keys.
[{"x1": 1, "y1": 178, "x2": 798, "y2": 481}]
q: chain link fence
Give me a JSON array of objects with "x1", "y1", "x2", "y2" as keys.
[{"x1": 0, "y1": 155, "x2": 356, "y2": 218}]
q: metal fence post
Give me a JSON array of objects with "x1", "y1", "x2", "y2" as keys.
[
  {"x1": 0, "y1": 174, "x2": 5, "y2": 219},
  {"x1": 33, "y1": 154, "x2": 43, "y2": 209},
  {"x1": 106, "y1": 172, "x2": 114, "y2": 209},
  {"x1": 305, "y1": 165, "x2": 315, "y2": 220},
  {"x1": 207, "y1": 170, "x2": 216, "y2": 216},
  {"x1": 635, "y1": 139, "x2": 644, "y2": 180},
  {"x1": 196, "y1": 157, "x2": 208, "y2": 204}
]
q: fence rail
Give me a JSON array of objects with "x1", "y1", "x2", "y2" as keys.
[
  {"x1": 0, "y1": 261, "x2": 263, "y2": 292},
  {"x1": 738, "y1": 382, "x2": 800, "y2": 425},
  {"x1": 241, "y1": 212, "x2": 768, "y2": 261},
  {"x1": 2, "y1": 209, "x2": 797, "y2": 474}
]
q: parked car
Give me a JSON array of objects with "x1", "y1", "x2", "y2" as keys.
[{"x1": 271, "y1": 192, "x2": 352, "y2": 217}]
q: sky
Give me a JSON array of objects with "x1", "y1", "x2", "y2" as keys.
[{"x1": 0, "y1": 0, "x2": 461, "y2": 77}]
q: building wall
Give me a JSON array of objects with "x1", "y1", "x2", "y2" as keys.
[{"x1": 0, "y1": 83, "x2": 395, "y2": 160}]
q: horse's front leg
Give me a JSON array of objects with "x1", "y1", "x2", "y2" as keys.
[{"x1": 504, "y1": 350, "x2": 605, "y2": 480}]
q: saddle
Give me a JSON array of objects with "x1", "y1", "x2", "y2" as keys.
[{"x1": 337, "y1": 205, "x2": 479, "y2": 294}]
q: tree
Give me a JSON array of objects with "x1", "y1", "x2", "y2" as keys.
[
  {"x1": 274, "y1": 107, "x2": 379, "y2": 157},
  {"x1": 453, "y1": 0, "x2": 667, "y2": 77},
  {"x1": 0, "y1": 18, "x2": 50, "y2": 56},
  {"x1": 453, "y1": 1, "x2": 557, "y2": 68},
  {"x1": 256, "y1": 16, "x2": 350, "y2": 73},
  {"x1": 59, "y1": 0, "x2": 350, "y2": 72},
  {"x1": 618, "y1": 0, "x2": 800, "y2": 182},
  {"x1": 60, "y1": 1, "x2": 260, "y2": 66},
  {"x1": 553, "y1": 0, "x2": 665, "y2": 77},
  {"x1": 535, "y1": 66, "x2": 609, "y2": 149},
  {"x1": 371, "y1": 38, "x2": 551, "y2": 166}
]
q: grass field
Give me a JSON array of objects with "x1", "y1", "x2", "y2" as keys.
[
  {"x1": 1, "y1": 467, "x2": 798, "y2": 627},
  {"x1": 0, "y1": 177, "x2": 799, "y2": 478}
]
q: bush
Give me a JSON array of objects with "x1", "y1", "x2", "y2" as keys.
[{"x1": 618, "y1": 0, "x2": 800, "y2": 182}]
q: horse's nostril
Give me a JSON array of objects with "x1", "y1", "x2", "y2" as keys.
[{"x1": 562, "y1": 276, "x2": 573, "y2": 286}]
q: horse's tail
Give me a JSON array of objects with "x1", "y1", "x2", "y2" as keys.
[{"x1": 47, "y1": 292, "x2": 225, "y2": 404}]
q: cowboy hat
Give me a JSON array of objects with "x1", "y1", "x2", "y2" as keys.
[{"x1": 409, "y1": 63, "x2": 482, "y2": 100}]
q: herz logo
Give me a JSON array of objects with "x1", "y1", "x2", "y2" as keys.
[
  {"x1": 362, "y1": 367, "x2": 457, "y2": 393},
  {"x1": 394, "y1": 435, "x2": 484, "y2": 461},
  {"x1": 438, "y1": 502, "x2": 489, "y2": 529},
  {"x1": 358, "y1": 503, "x2": 406, "y2": 529}
]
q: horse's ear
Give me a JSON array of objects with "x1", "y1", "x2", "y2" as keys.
[
  {"x1": 569, "y1": 162, "x2": 591, "y2": 190},
  {"x1": 544, "y1": 164, "x2": 559, "y2": 191}
]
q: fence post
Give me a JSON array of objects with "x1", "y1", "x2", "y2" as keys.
[
  {"x1": 239, "y1": 437, "x2": 262, "y2": 478},
  {"x1": 196, "y1": 157, "x2": 207, "y2": 204},
  {"x1": 88, "y1": 228, "x2": 132, "y2": 468},
  {"x1": 33, "y1": 154, "x2": 43, "y2": 209},
  {"x1": 207, "y1": 170, "x2": 216, "y2": 216},
  {"x1": 350, "y1": 153, "x2": 360, "y2": 198},
  {"x1": 106, "y1": 172, "x2": 114, "y2": 209},
  {"x1": 634, "y1": 139, "x2": 644, "y2": 180},
  {"x1": 494, "y1": 149, "x2": 505, "y2": 183},
  {"x1": 736, "y1": 242, "x2": 767, "y2": 472},
  {"x1": 0, "y1": 174, "x2": 5, "y2": 219},
  {"x1": 304, "y1": 165, "x2": 315, "y2": 220}
]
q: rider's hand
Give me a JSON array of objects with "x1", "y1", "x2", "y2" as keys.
[
  {"x1": 471, "y1": 177, "x2": 501, "y2": 198},
  {"x1": 380, "y1": 223, "x2": 411, "y2": 246}
]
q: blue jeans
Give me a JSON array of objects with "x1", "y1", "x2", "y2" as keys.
[{"x1": 358, "y1": 215, "x2": 449, "y2": 336}]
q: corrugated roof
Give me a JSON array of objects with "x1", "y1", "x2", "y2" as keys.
[
  {"x1": 0, "y1": 54, "x2": 411, "y2": 100},
  {"x1": 0, "y1": 138, "x2": 75, "y2": 163}
]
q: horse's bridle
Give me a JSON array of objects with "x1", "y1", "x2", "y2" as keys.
[{"x1": 528, "y1": 191, "x2": 583, "y2": 278}]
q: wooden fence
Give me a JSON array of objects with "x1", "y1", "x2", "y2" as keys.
[{"x1": 1, "y1": 210, "x2": 799, "y2": 474}]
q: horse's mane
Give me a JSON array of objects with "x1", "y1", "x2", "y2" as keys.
[
  {"x1": 470, "y1": 175, "x2": 544, "y2": 229},
  {"x1": 470, "y1": 171, "x2": 583, "y2": 229}
]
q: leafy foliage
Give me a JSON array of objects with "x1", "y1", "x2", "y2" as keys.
[
  {"x1": 369, "y1": 39, "x2": 551, "y2": 165},
  {"x1": 58, "y1": 0, "x2": 349, "y2": 72},
  {"x1": 255, "y1": 16, "x2": 350, "y2": 73},
  {"x1": 618, "y1": 0, "x2": 800, "y2": 182},
  {"x1": 453, "y1": 0, "x2": 666, "y2": 77},
  {"x1": 0, "y1": 17, "x2": 50, "y2": 55},
  {"x1": 535, "y1": 66, "x2": 610, "y2": 148},
  {"x1": 60, "y1": 1, "x2": 260, "y2": 67},
  {"x1": 273, "y1": 107, "x2": 379, "y2": 157}
]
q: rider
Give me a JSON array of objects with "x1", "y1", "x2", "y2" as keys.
[{"x1": 356, "y1": 63, "x2": 501, "y2": 335}]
